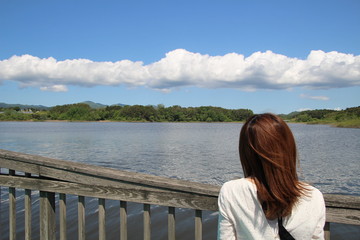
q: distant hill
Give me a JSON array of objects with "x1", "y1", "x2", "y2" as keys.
[
  {"x1": 111, "y1": 103, "x2": 127, "y2": 107},
  {"x1": 0, "y1": 101, "x2": 127, "y2": 110},
  {"x1": 79, "y1": 101, "x2": 127, "y2": 108},
  {"x1": 0, "y1": 102, "x2": 49, "y2": 110},
  {"x1": 80, "y1": 101, "x2": 108, "y2": 109}
]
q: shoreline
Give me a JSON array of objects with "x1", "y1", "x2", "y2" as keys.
[
  {"x1": 287, "y1": 121, "x2": 360, "y2": 129},
  {"x1": 1, "y1": 119, "x2": 359, "y2": 128}
]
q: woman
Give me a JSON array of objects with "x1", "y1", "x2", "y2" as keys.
[{"x1": 218, "y1": 113, "x2": 326, "y2": 240}]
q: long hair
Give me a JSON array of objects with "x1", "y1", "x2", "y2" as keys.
[{"x1": 239, "y1": 113, "x2": 308, "y2": 219}]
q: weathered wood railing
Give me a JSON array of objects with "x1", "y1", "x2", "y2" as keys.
[{"x1": 0, "y1": 149, "x2": 359, "y2": 240}]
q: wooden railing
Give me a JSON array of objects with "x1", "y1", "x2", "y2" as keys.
[{"x1": 0, "y1": 149, "x2": 359, "y2": 240}]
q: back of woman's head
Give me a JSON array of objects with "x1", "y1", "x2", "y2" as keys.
[{"x1": 239, "y1": 113, "x2": 307, "y2": 219}]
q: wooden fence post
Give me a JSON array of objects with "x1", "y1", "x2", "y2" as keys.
[
  {"x1": 40, "y1": 191, "x2": 56, "y2": 240},
  {"x1": 78, "y1": 196, "x2": 86, "y2": 240},
  {"x1": 59, "y1": 193, "x2": 67, "y2": 240},
  {"x1": 324, "y1": 222, "x2": 330, "y2": 240},
  {"x1": 99, "y1": 198, "x2": 106, "y2": 240},
  {"x1": 9, "y1": 170, "x2": 16, "y2": 240},
  {"x1": 144, "y1": 204, "x2": 151, "y2": 240},
  {"x1": 168, "y1": 207, "x2": 176, "y2": 240},
  {"x1": 25, "y1": 173, "x2": 32, "y2": 240},
  {"x1": 195, "y1": 210, "x2": 202, "y2": 240},
  {"x1": 120, "y1": 201, "x2": 128, "y2": 240}
]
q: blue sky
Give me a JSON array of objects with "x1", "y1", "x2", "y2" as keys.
[{"x1": 0, "y1": 0, "x2": 359, "y2": 114}]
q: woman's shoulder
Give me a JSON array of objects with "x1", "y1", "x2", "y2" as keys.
[
  {"x1": 220, "y1": 178, "x2": 256, "y2": 194},
  {"x1": 290, "y1": 183, "x2": 325, "y2": 221},
  {"x1": 300, "y1": 183, "x2": 324, "y2": 197},
  {"x1": 219, "y1": 178, "x2": 262, "y2": 217},
  {"x1": 298, "y1": 182, "x2": 325, "y2": 205},
  {"x1": 222, "y1": 178, "x2": 252, "y2": 187}
]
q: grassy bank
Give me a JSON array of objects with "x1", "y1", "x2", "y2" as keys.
[
  {"x1": 288, "y1": 119, "x2": 360, "y2": 128},
  {"x1": 330, "y1": 119, "x2": 360, "y2": 128}
]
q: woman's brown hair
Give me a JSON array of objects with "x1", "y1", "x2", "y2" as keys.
[{"x1": 239, "y1": 113, "x2": 308, "y2": 219}]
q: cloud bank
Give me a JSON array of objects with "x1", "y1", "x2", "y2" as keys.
[
  {"x1": 300, "y1": 94, "x2": 330, "y2": 101},
  {"x1": 0, "y1": 49, "x2": 359, "y2": 92}
]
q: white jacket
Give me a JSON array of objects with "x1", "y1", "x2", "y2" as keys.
[{"x1": 218, "y1": 178, "x2": 326, "y2": 240}]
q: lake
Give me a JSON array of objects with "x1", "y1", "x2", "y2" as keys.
[{"x1": 0, "y1": 121, "x2": 359, "y2": 239}]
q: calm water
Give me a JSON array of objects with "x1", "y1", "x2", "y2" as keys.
[{"x1": 0, "y1": 122, "x2": 359, "y2": 239}]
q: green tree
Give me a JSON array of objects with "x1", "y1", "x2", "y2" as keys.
[
  {"x1": 295, "y1": 113, "x2": 313, "y2": 122},
  {"x1": 49, "y1": 103, "x2": 96, "y2": 121}
]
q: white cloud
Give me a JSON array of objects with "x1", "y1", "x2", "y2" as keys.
[
  {"x1": 297, "y1": 107, "x2": 343, "y2": 112},
  {"x1": 300, "y1": 94, "x2": 330, "y2": 101},
  {"x1": 0, "y1": 49, "x2": 359, "y2": 92},
  {"x1": 297, "y1": 108, "x2": 313, "y2": 112},
  {"x1": 40, "y1": 85, "x2": 68, "y2": 92}
]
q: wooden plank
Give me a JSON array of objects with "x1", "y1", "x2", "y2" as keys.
[
  {"x1": 9, "y1": 170, "x2": 16, "y2": 240},
  {"x1": 120, "y1": 201, "x2": 128, "y2": 240},
  {"x1": 324, "y1": 222, "x2": 330, "y2": 240},
  {"x1": 3, "y1": 174, "x2": 360, "y2": 223},
  {"x1": 324, "y1": 194, "x2": 360, "y2": 209},
  {"x1": 99, "y1": 198, "x2": 106, "y2": 240},
  {"x1": 144, "y1": 204, "x2": 151, "y2": 240},
  {"x1": 0, "y1": 156, "x2": 220, "y2": 207},
  {"x1": 0, "y1": 175, "x2": 218, "y2": 211},
  {"x1": 25, "y1": 173, "x2": 32, "y2": 240},
  {"x1": 326, "y1": 207, "x2": 360, "y2": 225},
  {"x1": 78, "y1": 196, "x2": 86, "y2": 240},
  {"x1": 0, "y1": 149, "x2": 220, "y2": 196},
  {"x1": 40, "y1": 191, "x2": 56, "y2": 240},
  {"x1": 59, "y1": 193, "x2": 67, "y2": 240},
  {"x1": 195, "y1": 210, "x2": 202, "y2": 240},
  {"x1": 168, "y1": 207, "x2": 176, "y2": 240}
]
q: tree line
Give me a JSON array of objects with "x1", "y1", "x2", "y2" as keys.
[
  {"x1": 279, "y1": 106, "x2": 360, "y2": 128},
  {"x1": 1, "y1": 103, "x2": 359, "y2": 127},
  {"x1": 0, "y1": 103, "x2": 254, "y2": 122}
]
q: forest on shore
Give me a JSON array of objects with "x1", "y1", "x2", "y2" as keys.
[
  {"x1": 0, "y1": 103, "x2": 254, "y2": 122},
  {"x1": 279, "y1": 106, "x2": 360, "y2": 128},
  {"x1": 0, "y1": 102, "x2": 359, "y2": 128}
]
